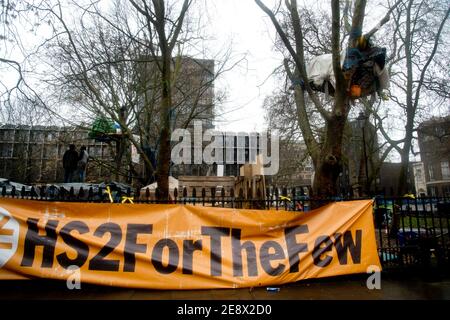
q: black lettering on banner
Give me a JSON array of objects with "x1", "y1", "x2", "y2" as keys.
[
  {"x1": 182, "y1": 239, "x2": 202, "y2": 274},
  {"x1": 21, "y1": 218, "x2": 59, "y2": 268},
  {"x1": 56, "y1": 221, "x2": 90, "y2": 268},
  {"x1": 284, "y1": 225, "x2": 309, "y2": 273},
  {"x1": 333, "y1": 230, "x2": 362, "y2": 265},
  {"x1": 260, "y1": 240, "x2": 286, "y2": 276},
  {"x1": 88, "y1": 223, "x2": 122, "y2": 271},
  {"x1": 312, "y1": 235, "x2": 333, "y2": 267},
  {"x1": 151, "y1": 239, "x2": 179, "y2": 274},
  {"x1": 231, "y1": 228, "x2": 258, "y2": 277},
  {"x1": 123, "y1": 224, "x2": 153, "y2": 272},
  {"x1": 201, "y1": 226, "x2": 230, "y2": 276}
]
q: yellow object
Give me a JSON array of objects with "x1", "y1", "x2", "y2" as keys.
[
  {"x1": 104, "y1": 186, "x2": 114, "y2": 203},
  {"x1": 279, "y1": 195, "x2": 291, "y2": 202},
  {"x1": 350, "y1": 85, "x2": 361, "y2": 97},
  {"x1": 121, "y1": 196, "x2": 134, "y2": 204},
  {"x1": 403, "y1": 193, "x2": 415, "y2": 199},
  {"x1": 0, "y1": 198, "x2": 381, "y2": 289},
  {"x1": 379, "y1": 91, "x2": 389, "y2": 101},
  {"x1": 357, "y1": 35, "x2": 368, "y2": 50}
]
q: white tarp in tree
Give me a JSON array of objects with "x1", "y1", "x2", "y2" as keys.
[{"x1": 306, "y1": 51, "x2": 389, "y2": 93}]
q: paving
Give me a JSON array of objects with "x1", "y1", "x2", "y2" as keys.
[{"x1": 1, "y1": 273, "x2": 450, "y2": 300}]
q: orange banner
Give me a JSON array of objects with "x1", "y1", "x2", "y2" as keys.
[{"x1": 0, "y1": 198, "x2": 380, "y2": 289}]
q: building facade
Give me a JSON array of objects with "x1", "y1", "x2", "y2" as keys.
[
  {"x1": 378, "y1": 162, "x2": 415, "y2": 196},
  {"x1": 342, "y1": 115, "x2": 380, "y2": 197},
  {"x1": 266, "y1": 139, "x2": 313, "y2": 194},
  {"x1": 0, "y1": 125, "x2": 115, "y2": 184},
  {"x1": 412, "y1": 162, "x2": 427, "y2": 197},
  {"x1": 136, "y1": 57, "x2": 216, "y2": 178},
  {"x1": 417, "y1": 116, "x2": 450, "y2": 197}
]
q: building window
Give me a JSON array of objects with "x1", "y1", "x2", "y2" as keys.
[
  {"x1": 415, "y1": 169, "x2": 422, "y2": 181},
  {"x1": 428, "y1": 164, "x2": 434, "y2": 181},
  {"x1": 428, "y1": 186, "x2": 437, "y2": 197},
  {"x1": 441, "y1": 161, "x2": 450, "y2": 180},
  {"x1": 443, "y1": 185, "x2": 450, "y2": 198}
]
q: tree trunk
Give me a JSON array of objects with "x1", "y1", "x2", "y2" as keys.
[
  {"x1": 155, "y1": 55, "x2": 171, "y2": 200},
  {"x1": 397, "y1": 146, "x2": 411, "y2": 196},
  {"x1": 156, "y1": 125, "x2": 170, "y2": 200},
  {"x1": 312, "y1": 114, "x2": 346, "y2": 199},
  {"x1": 149, "y1": 0, "x2": 191, "y2": 201},
  {"x1": 313, "y1": 160, "x2": 340, "y2": 197},
  {"x1": 256, "y1": 0, "x2": 370, "y2": 205},
  {"x1": 114, "y1": 138, "x2": 125, "y2": 182},
  {"x1": 396, "y1": 0, "x2": 413, "y2": 198}
]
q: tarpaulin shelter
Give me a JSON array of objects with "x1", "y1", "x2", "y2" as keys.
[
  {"x1": 140, "y1": 176, "x2": 179, "y2": 200},
  {"x1": 88, "y1": 117, "x2": 121, "y2": 142},
  {"x1": 302, "y1": 35, "x2": 389, "y2": 99}
]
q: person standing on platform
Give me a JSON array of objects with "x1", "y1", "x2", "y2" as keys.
[
  {"x1": 63, "y1": 144, "x2": 78, "y2": 183},
  {"x1": 77, "y1": 145, "x2": 89, "y2": 182}
]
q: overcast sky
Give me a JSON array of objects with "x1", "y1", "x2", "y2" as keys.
[
  {"x1": 2, "y1": 0, "x2": 445, "y2": 146},
  {"x1": 203, "y1": 0, "x2": 405, "y2": 134},
  {"x1": 0, "y1": 0, "x2": 281, "y2": 132},
  {"x1": 204, "y1": 0, "x2": 282, "y2": 133}
]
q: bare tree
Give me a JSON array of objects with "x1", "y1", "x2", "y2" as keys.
[
  {"x1": 256, "y1": 0, "x2": 397, "y2": 198},
  {"x1": 264, "y1": 88, "x2": 394, "y2": 197},
  {"x1": 40, "y1": 0, "x2": 232, "y2": 190},
  {"x1": 123, "y1": 0, "x2": 191, "y2": 198},
  {"x1": 370, "y1": 0, "x2": 450, "y2": 195},
  {"x1": 0, "y1": 0, "x2": 65, "y2": 123}
]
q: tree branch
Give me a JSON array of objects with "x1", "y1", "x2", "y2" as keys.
[
  {"x1": 364, "y1": 0, "x2": 403, "y2": 38},
  {"x1": 255, "y1": 0, "x2": 331, "y2": 121},
  {"x1": 412, "y1": 5, "x2": 450, "y2": 112},
  {"x1": 168, "y1": 0, "x2": 191, "y2": 52}
]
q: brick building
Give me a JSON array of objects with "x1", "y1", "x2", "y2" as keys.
[
  {"x1": 0, "y1": 124, "x2": 114, "y2": 184},
  {"x1": 417, "y1": 116, "x2": 450, "y2": 197}
]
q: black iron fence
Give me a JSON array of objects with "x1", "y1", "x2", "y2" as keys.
[
  {"x1": 1, "y1": 184, "x2": 449, "y2": 272},
  {"x1": 0, "y1": 184, "x2": 331, "y2": 209},
  {"x1": 373, "y1": 196, "x2": 450, "y2": 272}
]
